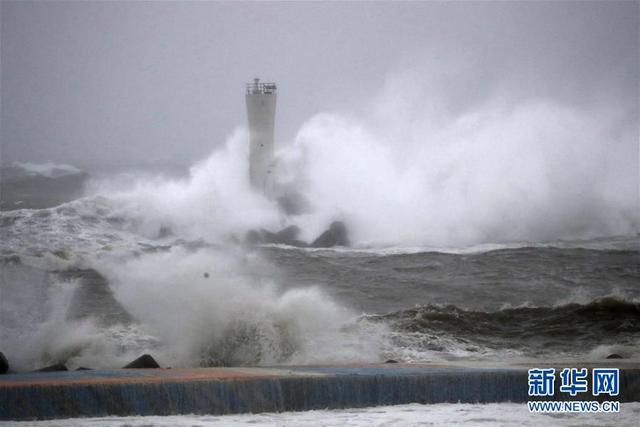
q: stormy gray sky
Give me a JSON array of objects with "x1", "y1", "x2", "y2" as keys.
[{"x1": 1, "y1": 1, "x2": 638, "y2": 169}]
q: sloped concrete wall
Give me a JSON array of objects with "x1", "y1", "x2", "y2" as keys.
[{"x1": 1, "y1": 366, "x2": 638, "y2": 421}]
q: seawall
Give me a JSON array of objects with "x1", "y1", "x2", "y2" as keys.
[{"x1": 1, "y1": 363, "x2": 639, "y2": 421}]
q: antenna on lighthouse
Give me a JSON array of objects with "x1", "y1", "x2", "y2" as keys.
[{"x1": 246, "y1": 78, "x2": 277, "y2": 196}]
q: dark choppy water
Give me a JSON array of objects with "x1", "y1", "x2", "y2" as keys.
[
  {"x1": 264, "y1": 244, "x2": 639, "y2": 312},
  {"x1": 263, "y1": 243, "x2": 640, "y2": 360}
]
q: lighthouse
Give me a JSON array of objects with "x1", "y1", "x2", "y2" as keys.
[{"x1": 246, "y1": 78, "x2": 277, "y2": 196}]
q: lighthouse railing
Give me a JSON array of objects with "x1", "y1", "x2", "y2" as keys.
[{"x1": 246, "y1": 82, "x2": 277, "y2": 95}]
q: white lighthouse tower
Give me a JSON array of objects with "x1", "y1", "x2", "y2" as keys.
[{"x1": 246, "y1": 78, "x2": 277, "y2": 195}]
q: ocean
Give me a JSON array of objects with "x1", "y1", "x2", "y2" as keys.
[{"x1": 0, "y1": 159, "x2": 638, "y2": 425}]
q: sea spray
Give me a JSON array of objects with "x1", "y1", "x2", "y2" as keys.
[
  {"x1": 87, "y1": 129, "x2": 282, "y2": 243},
  {"x1": 0, "y1": 269, "x2": 157, "y2": 371},
  {"x1": 102, "y1": 246, "x2": 388, "y2": 367},
  {"x1": 77, "y1": 66, "x2": 639, "y2": 250},
  {"x1": 276, "y1": 76, "x2": 637, "y2": 247}
]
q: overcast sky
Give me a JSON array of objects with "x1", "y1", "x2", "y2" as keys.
[{"x1": 1, "y1": 1, "x2": 638, "y2": 169}]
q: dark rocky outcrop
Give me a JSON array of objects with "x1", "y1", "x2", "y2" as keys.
[
  {"x1": 311, "y1": 221, "x2": 350, "y2": 248},
  {"x1": 246, "y1": 225, "x2": 308, "y2": 247},
  {"x1": 123, "y1": 354, "x2": 160, "y2": 369},
  {"x1": 35, "y1": 363, "x2": 68, "y2": 372},
  {"x1": 246, "y1": 221, "x2": 350, "y2": 248},
  {"x1": 0, "y1": 352, "x2": 8, "y2": 374},
  {"x1": 606, "y1": 353, "x2": 624, "y2": 359},
  {"x1": 273, "y1": 225, "x2": 302, "y2": 244}
]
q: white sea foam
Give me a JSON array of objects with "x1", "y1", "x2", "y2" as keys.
[
  {"x1": 100, "y1": 246, "x2": 388, "y2": 367},
  {"x1": 0, "y1": 244, "x2": 388, "y2": 369},
  {"x1": 264, "y1": 235, "x2": 639, "y2": 256},
  {"x1": 4, "y1": 402, "x2": 639, "y2": 427},
  {"x1": 0, "y1": 265, "x2": 162, "y2": 371}
]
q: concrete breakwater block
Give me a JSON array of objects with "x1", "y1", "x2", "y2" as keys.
[{"x1": 1, "y1": 364, "x2": 639, "y2": 421}]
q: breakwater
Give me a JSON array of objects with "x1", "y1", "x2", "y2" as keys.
[{"x1": 1, "y1": 364, "x2": 639, "y2": 421}]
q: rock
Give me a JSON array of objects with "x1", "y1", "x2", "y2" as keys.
[
  {"x1": 274, "y1": 225, "x2": 301, "y2": 244},
  {"x1": 271, "y1": 225, "x2": 308, "y2": 247},
  {"x1": 259, "y1": 229, "x2": 278, "y2": 243},
  {"x1": 123, "y1": 354, "x2": 160, "y2": 369},
  {"x1": 203, "y1": 272, "x2": 210, "y2": 278},
  {"x1": 75, "y1": 367, "x2": 93, "y2": 371},
  {"x1": 246, "y1": 225, "x2": 308, "y2": 247},
  {"x1": 385, "y1": 359, "x2": 399, "y2": 364},
  {"x1": 311, "y1": 221, "x2": 350, "y2": 248},
  {"x1": 35, "y1": 363, "x2": 68, "y2": 372},
  {"x1": 246, "y1": 222, "x2": 349, "y2": 248},
  {"x1": 606, "y1": 353, "x2": 624, "y2": 359},
  {"x1": 0, "y1": 352, "x2": 8, "y2": 374}
]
